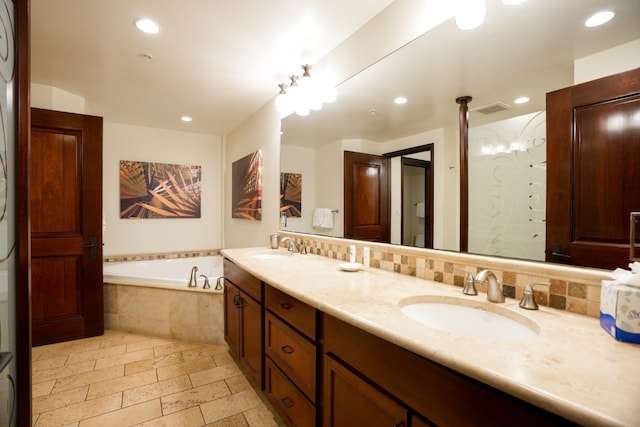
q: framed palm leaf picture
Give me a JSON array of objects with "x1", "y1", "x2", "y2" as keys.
[
  {"x1": 232, "y1": 150, "x2": 262, "y2": 221},
  {"x1": 280, "y1": 172, "x2": 301, "y2": 217},
  {"x1": 119, "y1": 160, "x2": 202, "y2": 219}
]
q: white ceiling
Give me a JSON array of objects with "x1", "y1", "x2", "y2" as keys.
[{"x1": 31, "y1": 0, "x2": 395, "y2": 135}]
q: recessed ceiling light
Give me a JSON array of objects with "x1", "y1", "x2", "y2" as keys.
[
  {"x1": 135, "y1": 18, "x2": 159, "y2": 34},
  {"x1": 394, "y1": 97, "x2": 408, "y2": 105},
  {"x1": 584, "y1": 11, "x2": 614, "y2": 27},
  {"x1": 181, "y1": 116, "x2": 192, "y2": 122},
  {"x1": 502, "y1": 0, "x2": 527, "y2": 5},
  {"x1": 514, "y1": 96, "x2": 530, "y2": 104},
  {"x1": 138, "y1": 53, "x2": 153, "y2": 61}
]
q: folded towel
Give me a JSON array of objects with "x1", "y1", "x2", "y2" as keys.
[
  {"x1": 313, "y1": 208, "x2": 334, "y2": 229},
  {"x1": 416, "y1": 202, "x2": 425, "y2": 218}
]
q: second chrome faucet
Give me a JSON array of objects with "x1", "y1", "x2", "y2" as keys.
[{"x1": 475, "y1": 269, "x2": 505, "y2": 303}]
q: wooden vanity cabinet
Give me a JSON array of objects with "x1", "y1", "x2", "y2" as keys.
[
  {"x1": 223, "y1": 259, "x2": 263, "y2": 385},
  {"x1": 264, "y1": 285, "x2": 320, "y2": 426},
  {"x1": 323, "y1": 314, "x2": 576, "y2": 427}
]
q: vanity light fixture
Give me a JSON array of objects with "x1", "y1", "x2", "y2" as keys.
[
  {"x1": 394, "y1": 96, "x2": 408, "y2": 105},
  {"x1": 134, "y1": 18, "x2": 159, "y2": 34},
  {"x1": 514, "y1": 96, "x2": 530, "y2": 104},
  {"x1": 584, "y1": 11, "x2": 614, "y2": 27}
]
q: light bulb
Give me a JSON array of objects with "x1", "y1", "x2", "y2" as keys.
[{"x1": 455, "y1": 0, "x2": 486, "y2": 30}]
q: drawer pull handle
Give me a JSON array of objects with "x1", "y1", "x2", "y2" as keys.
[
  {"x1": 281, "y1": 397, "x2": 294, "y2": 409},
  {"x1": 233, "y1": 295, "x2": 240, "y2": 307},
  {"x1": 281, "y1": 345, "x2": 295, "y2": 354},
  {"x1": 279, "y1": 302, "x2": 292, "y2": 309}
]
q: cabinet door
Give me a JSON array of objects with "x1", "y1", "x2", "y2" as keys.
[
  {"x1": 224, "y1": 281, "x2": 241, "y2": 355},
  {"x1": 240, "y1": 290, "x2": 263, "y2": 385},
  {"x1": 324, "y1": 355, "x2": 407, "y2": 427}
]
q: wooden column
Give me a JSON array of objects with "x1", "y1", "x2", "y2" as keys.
[{"x1": 456, "y1": 96, "x2": 472, "y2": 252}]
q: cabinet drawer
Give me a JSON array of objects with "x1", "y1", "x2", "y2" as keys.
[
  {"x1": 265, "y1": 357, "x2": 316, "y2": 427},
  {"x1": 224, "y1": 258, "x2": 262, "y2": 301},
  {"x1": 265, "y1": 311, "x2": 317, "y2": 402},
  {"x1": 265, "y1": 285, "x2": 317, "y2": 339}
]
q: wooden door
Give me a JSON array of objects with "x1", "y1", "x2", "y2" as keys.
[
  {"x1": 546, "y1": 68, "x2": 640, "y2": 270},
  {"x1": 30, "y1": 108, "x2": 104, "y2": 346},
  {"x1": 224, "y1": 280, "x2": 241, "y2": 355},
  {"x1": 344, "y1": 151, "x2": 390, "y2": 242},
  {"x1": 240, "y1": 289, "x2": 262, "y2": 384}
]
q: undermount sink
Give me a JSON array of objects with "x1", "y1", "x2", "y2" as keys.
[
  {"x1": 400, "y1": 296, "x2": 539, "y2": 341},
  {"x1": 250, "y1": 253, "x2": 291, "y2": 260}
]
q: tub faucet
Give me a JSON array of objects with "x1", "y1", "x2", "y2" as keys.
[
  {"x1": 475, "y1": 269, "x2": 505, "y2": 303},
  {"x1": 200, "y1": 274, "x2": 210, "y2": 289},
  {"x1": 188, "y1": 266, "x2": 198, "y2": 287}
]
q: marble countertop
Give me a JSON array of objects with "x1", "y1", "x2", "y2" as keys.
[{"x1": 221, "y1": 247, "x2": 640, "y2": 427}]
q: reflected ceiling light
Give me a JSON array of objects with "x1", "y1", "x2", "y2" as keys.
[
  {"x1": 135, "y1": 18, "x2": 160, "y2": 34},
  {"x1": 584, "y1": 11, "x2": 614, "y2": 27},
  {"x1": 394, "y1": 97, "x2": 408, "y2": 105},
  {"x1": 455, "y1": 0, "x2": 486, "y2": 30},
  {"x1": 514, "y1": 96, "x2": 530, "y2": 104},
  {"x1": 181, "y1": 116, "x2": 192, "y2": 122}
]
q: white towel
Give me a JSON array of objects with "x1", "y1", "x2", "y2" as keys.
[
  {"x1": 416, "y1": 202, "x2": 425, "y2": 218},
  {"x1": 313, "y1": 208, "x2": 334, "y2": 229}
]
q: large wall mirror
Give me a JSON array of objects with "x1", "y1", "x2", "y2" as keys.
[{"x1": 280, "y1": 0, "x2": 640, "y2": 266}]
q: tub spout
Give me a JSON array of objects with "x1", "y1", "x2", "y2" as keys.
[
  {"x1": 188, "y1": 266, "x2": 198, "y2": 287},
  {"x1": 200, "y1": 274, "x2": 210, "y2": 289}
]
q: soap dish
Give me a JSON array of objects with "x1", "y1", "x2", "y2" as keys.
[{"x1": 339, "y1": 262, "x2": 363, "y2": 272}]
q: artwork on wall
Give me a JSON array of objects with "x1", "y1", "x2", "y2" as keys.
[
  {"x1": 232, "y1": 150, "x2": 262, "y2": 221},
  {"x1": 119, "y1": 160, "x2": 202, "y2": 219},
  {"x1": 280, "y1": 172, "x2": 302, "y2": 218}
]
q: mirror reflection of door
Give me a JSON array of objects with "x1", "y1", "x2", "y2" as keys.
[
  {"x1": 401, "y1": 158, "x2": 432, "y2": 248},
  {"x1": 344, "y1": 151, "x2": 390, "y2": 242}
]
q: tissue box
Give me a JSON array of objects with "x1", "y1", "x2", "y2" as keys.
[{"x1": 600, "y1": 280, "x2": 640, "y2": 344}]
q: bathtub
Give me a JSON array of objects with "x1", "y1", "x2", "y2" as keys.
[
  {"x1": 103, "y1": 256, "x2": 223, "y2": 290},
  {"x1": 103, "y1": 256, "x2": 225, "y2": 345}
]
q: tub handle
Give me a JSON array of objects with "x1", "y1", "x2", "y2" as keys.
[
  {"x1": 200, "y1": 274, "x2": 210, "y2": 289},
  {"x1": 215, "y1": 277, "x2": 224, "y2": 290}
]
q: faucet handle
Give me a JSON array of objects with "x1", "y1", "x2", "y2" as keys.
[
  {"x1": 519, "y1": 281, "x2": 551, "y2": 310},
  {"x1": 200, "y1": 274, "x2": 210, "y2": 289},
  {"x1": 455, "y1": 268, "x2": 478, "y2": 295}
]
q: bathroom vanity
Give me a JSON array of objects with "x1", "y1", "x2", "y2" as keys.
[{"x1": 222, "y1": 247, "x2": 639, "y2": 427}]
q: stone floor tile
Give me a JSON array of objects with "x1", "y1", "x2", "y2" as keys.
[
  {"x1": 32, "y1": 361, "x2": 96, "y2": 385},
  {"x1": 199, "y1": 389, "x2": 264, "y2": 424},
  {"x1": 125, "y1": 352, "x2": 185, "y2": 376},
  {"x1": 33, "y1": 393, "x2": 122, "y2": 427},
  {"x1": 189, "y1": 364, "x2": 243, "y2": 388},
  {"x1": 161, "y1": 380, "x2": 231, "y2": 415},
  {"x1": 156, "y1": 356, "x2": 217, "y2": 381},
  {"x1": 66, "y1": 344, "x2": 127, "y2": 365},
  {"x1": 126, "y1": 337, "x2": 178, "y2": 354},
  {"x1": 123, "y1": 375, "x2": 192, "y2": 408},
  {"x1": 94, "y1": 348, "x2": 155, "y2": 370},
  {"x1": 243, "y1": 405, "x2": 282, "y2": 427},
  {"x1": 52, "y1": 365, "x2": 124, "y2": 394},
  {"x1": 134, "y1": 406, "x2": 206, "y2": 427},
  {"x1": 205, "y1": 413, "x2": 249, "y2": 427},
  {"x1": 33, "y1": 385, "x2": 89, "y2": 415},
  {"x1": 87, "y1": 369, "x2": 158, "y2": 400},
  {"x1": 32, "y1": 354, "x2": 69, "y2": 372},
  {"x1": 32, "y1": 379, "x2": 56, "y2": 399},
  {"x1": 153, "y1": 341, "x2": 202, "y2": 358},
  {"x1": 79, "y1": 398, "x2": 162, "y2": 427}
]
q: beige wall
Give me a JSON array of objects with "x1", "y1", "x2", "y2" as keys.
[{"x1": 32, "y1": 84, "x2": 224, "y2": 256}]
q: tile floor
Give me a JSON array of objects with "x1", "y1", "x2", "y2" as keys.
[{"x1": 31, "y1": 330, "x2": 284, "y2": 427}]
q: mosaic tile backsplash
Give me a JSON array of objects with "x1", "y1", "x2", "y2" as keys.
[
  {"x1": 277, "y1": 231, "x2": 611, "y2": 319},
  {"x1": 104, "y1": 233, "x2": 612, "y2": 319}
]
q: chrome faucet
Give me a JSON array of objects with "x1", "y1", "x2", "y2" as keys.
[
  {"x1": 475, "y1": 269, "x2": 505, "y2": 303},
  {"x1": 188, "y1": 266, "x2": 198, "y2": 287},
  {"x1": 280, "y1": 237, "x2": 298, "y2": 253}
]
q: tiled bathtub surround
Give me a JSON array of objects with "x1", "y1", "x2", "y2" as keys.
[
  {"x1": 278, "y1": 231, "x2": 610, "y2": 318},
  {"x1": 104, "y1": 283, "x2": 224, "y2": 345},
  {"x1": 104, "y1": 249, "x2": 220, "y2": 263}
]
